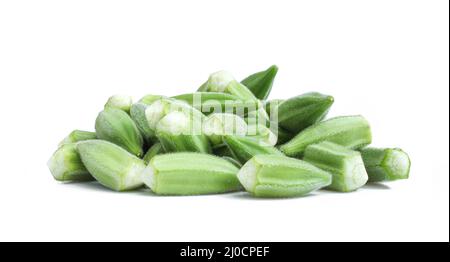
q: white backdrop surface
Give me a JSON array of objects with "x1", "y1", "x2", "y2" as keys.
[{"x1": 0, "y1": 0, "x2": 448, "y2": 241}]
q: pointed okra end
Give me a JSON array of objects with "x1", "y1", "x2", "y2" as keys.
[
  {"x1": 95, "y1": 108, "x2": 144, "y2": 157},
  {"x1": 104, "y1": 94, "x2": 133, "y2": 114},
  {"x1": 238, "y1": 155, "x2": 332, "y2": 198},
  {"x1": 47, "y1": 143, "x2": 93, "y2": 182},
  {"x1": 241, "y1": 65, "x2": 279, "y2": 100},
  {"x1": 76, "y1": 140, "x2": 146, "y2": 191},
  {"x1": 277, "y1": 92, "x2": 335, "y2": 134}
]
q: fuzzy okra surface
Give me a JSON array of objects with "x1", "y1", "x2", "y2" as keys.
[{"x1": 49, "y1": 65, "x2": 410, "y2": 197}]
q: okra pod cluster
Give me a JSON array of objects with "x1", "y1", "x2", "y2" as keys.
[{"x1": 48, "y1": 65, "x2": 410, "y2": 198}]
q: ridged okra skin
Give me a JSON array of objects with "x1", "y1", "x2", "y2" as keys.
[
  {"x1": 58, "y1": 130, "x2": 97, "y2": 147},
  {"x1": 143, "y1": 142, "x2": 165, "y2": 164},
  {"x1": 246, "y1": 124, "x2": 277, "y2": 146},
  {"x1": 223, "y1": 135, "x2": 283, "y2": 164},
  {"x1": 95, "y1": 108, "x2": 144, "y2": 157},
  {"x1": 275, "y1": 127, "x2": 295, "y2": 145},
  {"x1": 237, "y1": 155, "x2": 332, "y2": 198},
  {"x1": 277, "y1": 92, "x2": 334, "y2": 133},
  {"x1": 77, "y1": 140, "x2": 146, "y2": 191},
  {"x1": 280, "y1": 115, "x2": 372, "y2": 157},
  {"x1": 263, "y1": 99, "x2": 284, "y2": 118},
  {"x1": 47, "y1": 143, "x2": 93, "y2": 181},
  {"x1": 142, "y1": 153, "x2": 241, "y2": 195},
  {"x1": 172, "y1": 92, "x2": 258, "y2": 115},
  {"x1": 241, "y1": 65, "x2": 279, "y2": 100},
  {"x1": 360, "y1": 147, "x2": 411, "y2": 182},
  {"x1": 156, "y1": 111, "x2": 211, "y2": 154},
  {"x1": 130, "y1": 102, "x2": 156, "y2": 144},
  {"x1": 303, "y1": 141, "x2": 368, "y2": 192},
  {"x1": 202, "y1": 113, "x2": 248, "y2": 146},
  {"x1": 104, "y1": 94, "x2": 133, "y2": 114}
]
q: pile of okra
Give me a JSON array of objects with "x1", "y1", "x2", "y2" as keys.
[{"x1": 48, "y1": 65, "x2": 411, "y2": 197}]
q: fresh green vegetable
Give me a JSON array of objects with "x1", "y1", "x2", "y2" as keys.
[
  {"x1": 156, "y1": 111, "x2": 211, "y2": 153},
  {"x1": 172, "y1": 92, "x2": 258, "y2": 115},
  {"x1": 303, "y1": 141, "x2": 368, "y2": 192},
  {"x1": 130, "y1": 102, "x2": 156, "y2": 144},
  {"x1": 278, "y1": 92, "x2": 334, "y2": 133},
  {"x1": 241, "y1": 65, "x2": 278, "y2": 100},
  {"x1": 47, "y1": 143, "x2": 93, "y2": 181},
  {"x1": 142, "y1": 153, "x2": 241, "y2": 195},
  {"x1": 77, "y1": 140, "x2": 146, "y2": 191},
  {"x1": 280, "y1": 115, "x2": 372, "y2": 157},
  {"x1": 223, "y1": 135, "x2": 283, "y2": 164},
  {"x1": 237, "y1": 154, "x2": 332, "y2": 198},
  {"x1": 95, "y1": 108, "x2": 144, "y2": 157},
  {"x1": 360, "y1": 147, "x2": 411, "y2": 182},
  {"x1": 58, "y1": 130, "x2": 97, "y2": 147}
]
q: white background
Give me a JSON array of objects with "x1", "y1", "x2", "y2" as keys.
[{"x1": 0, "y1": 0, "x2": 448, "y2": 242}]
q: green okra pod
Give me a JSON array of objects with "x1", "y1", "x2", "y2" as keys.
[
  {"x1": 237, "y1": 154, "x2": 332, "y2": 198},
  {"x1": 360, "y1": 147, "x2": 411, "y2": 182},
  {"x1": 241, "y1": 65, "x2": 278, "y2": 100},
  {"x1": 200, "y1": 71, "x2": 271, "y2": 126},
  {"x1": 76, "y1": 140, "x2": 146, "y2": 191},
  {"x1": 47, "y1": 143, "x2": 93, "y2": 182},
  {"x1": 156, "y1": 111, "x2": 211, "y2": 154},
  {"x1": 303, "y1": 141, "x2": 368, "y2": 192},
  {"x1": 280, "y1": 115, "x2": 372, "y2": 157},
  {"x1": 58, "y1": 130, "x2": 97, "y2": 147},
  {"x1": 223, "y1": 135, "x2": 283, "y2": 164},
  {"x1": 172, "y1": 92, "x2": 258, "y2": 115},
  {"x1": 142, "y1": 153, "x2": 241, "y2": 195},
  {"x1": 130, "y1": 102, "x2": 156, "y2": 144},
  {"x1": 95, "y1": 108, "x2": 144, "y2": 157},
  {"x1": 277, "y1": 92, "x2": 334, "y2": 133}
]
